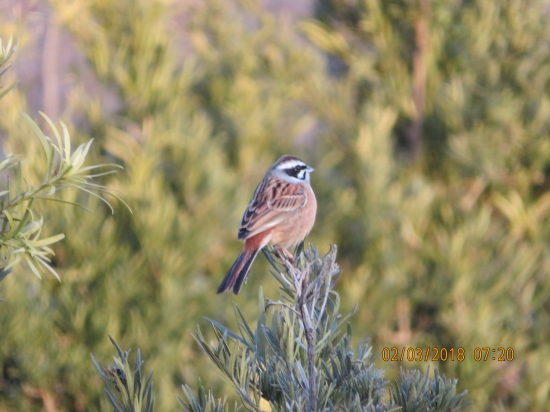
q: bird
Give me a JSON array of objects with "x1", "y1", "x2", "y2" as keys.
[{"x1": 217, "y1": 155, "x2": 317, "y2": 295}]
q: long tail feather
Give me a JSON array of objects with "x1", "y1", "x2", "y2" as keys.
[{"x1": 217, "y1": 248, "x2": 260, "y2": 295}]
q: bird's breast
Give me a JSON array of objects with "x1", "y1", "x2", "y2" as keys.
[{"x1": 270, "y1": 184, "x2": 316, "y2": 247}]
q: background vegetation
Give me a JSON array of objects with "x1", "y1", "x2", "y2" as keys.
[{"x1": 1, "y1": 0, "x2": 550, "y2": 410}]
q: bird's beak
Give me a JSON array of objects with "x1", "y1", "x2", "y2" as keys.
[{"x1": 306, "y1": 165, "x2": 315, "y2": 173}]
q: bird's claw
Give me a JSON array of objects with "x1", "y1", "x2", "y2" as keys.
[{"x1": 273, "y1": 245, "x2": 296, "y2": 266}]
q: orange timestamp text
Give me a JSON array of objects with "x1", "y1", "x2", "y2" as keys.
[{"x1": 381, "y1": 347, "x2": 515, "y2": 362}]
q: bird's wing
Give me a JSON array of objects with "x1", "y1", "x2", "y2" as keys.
[{"x1": 237, "y1": 177, "x2": 307, "y2": 240}]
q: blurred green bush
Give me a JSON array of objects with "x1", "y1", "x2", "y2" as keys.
[{"x1": 1, "y1": 0, "x2": 549, "y2": 410}]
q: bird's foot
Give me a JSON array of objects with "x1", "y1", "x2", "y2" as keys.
[{"x1": 273, "y1": 245, "x2": 296, "y2": 266}]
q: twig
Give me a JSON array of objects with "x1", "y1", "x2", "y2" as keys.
[
  {"x1": 298, "y1": 266, "x2": 317, "y2": 412},
  {"x1": 309, "y1": 245, "x2": 337, "y2": 329},
  {"x1": 278, "y1": 250, "x2": 318, "y2": 412}
]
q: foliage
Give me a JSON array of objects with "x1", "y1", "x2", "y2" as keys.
[
  {"x1": 1, "y1": 0, "x2": 549, "y2": 410},
  {"x1": 0, "y1": 112, "x2": 126, "y2": 281},
  {"x1": 95, "y1": 247, "x2": 469, "y2": 412},
  {"x1": 0, "y1": 37, "x2": 18, "y2": 100},
  {"x1": 391, "y1": 369, "x2": 468, "y2": 412},
  {"x1": 92, "y1": 336, "x2": 155, "y2": 412},
  {"x1": 0, "y1": 39, "x2": 125, "y2": 282},
  {"x1": 178, "y1": 246, "x2": 469, "y2": 411}
]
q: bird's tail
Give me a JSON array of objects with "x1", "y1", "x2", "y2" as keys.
[{"x1": 217, "y1": 247, "x2": 260, "y2": 295}]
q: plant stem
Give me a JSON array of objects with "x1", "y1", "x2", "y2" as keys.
[{"x1": 299, "y1": 272, "x2": 317, "y2": 412}]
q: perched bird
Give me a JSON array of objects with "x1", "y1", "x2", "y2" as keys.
[{"x1": 217, "y1": 155, "x2": 317, "y2": 294}]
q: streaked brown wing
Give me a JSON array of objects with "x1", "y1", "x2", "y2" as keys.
[{"x1": 237, "y1": 177, "x2": 307, "y2": 240}]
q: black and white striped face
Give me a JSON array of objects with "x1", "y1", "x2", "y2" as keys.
[{"x1": 273, "y1": 155, "x2": 314, "y2": 183}]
